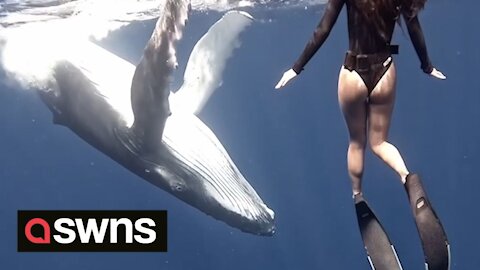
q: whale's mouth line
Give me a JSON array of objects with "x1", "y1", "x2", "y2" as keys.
[{"x1": 161, "y1": 115, "x2": 275, "y2": 222}]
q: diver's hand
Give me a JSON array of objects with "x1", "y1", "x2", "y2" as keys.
[
  {"x1": 430, "y1": 68, "x2": 446, "y2": 80},
  {"x1": 275, "y1": 69, "x2": 297, "y2": 89}
]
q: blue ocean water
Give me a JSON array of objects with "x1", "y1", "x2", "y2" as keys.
[{"x1": 0, "y1": 0, "x2": 478, "y2": 269}]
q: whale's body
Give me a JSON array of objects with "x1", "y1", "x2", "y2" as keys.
[{"x1": 2, "y1": 0, "x2": 274, "y2": 235}]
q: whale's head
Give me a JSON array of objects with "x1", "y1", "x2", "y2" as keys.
[{"x1": 147, "y1": 113, "x2": 275, "y2": 236}]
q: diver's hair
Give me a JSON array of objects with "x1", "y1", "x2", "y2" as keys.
[
  {"x1": 356, "y1": 0, "x2": 427, "y2": 40},
  {"x1": 357, "y1": 0, "x2": 427, "y2": 20}
]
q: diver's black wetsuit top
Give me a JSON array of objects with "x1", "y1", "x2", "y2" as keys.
[{"x1": 292, "y1": 0, "x2": 433, "y2": 91}]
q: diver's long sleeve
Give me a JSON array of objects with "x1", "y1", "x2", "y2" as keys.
[
  {"x1": 403, "y1": 14, "x2": 433, "y2": 73},
  {"x1": 292, "y1": 0, "x2": 345, "y2": 74}
]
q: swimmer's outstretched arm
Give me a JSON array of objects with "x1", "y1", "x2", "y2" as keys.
[
  {"x1": 403, "y1": 13, "x2": 446, "y2": 80},
  {"x1": 275, "y1": 0, "x2": 345, "y2": 89}
]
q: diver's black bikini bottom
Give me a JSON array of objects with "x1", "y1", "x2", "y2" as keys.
[{"x1": 343, "y1": 47, "x2": 398, "y2": 95}]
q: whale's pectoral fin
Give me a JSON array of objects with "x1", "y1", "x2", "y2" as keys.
[
  {"x1": 129, "y1": 0, "x2": 189, "y2": 152},
  {"x1": 171, "y1": 11, "x2": 254, "y2": 115}
]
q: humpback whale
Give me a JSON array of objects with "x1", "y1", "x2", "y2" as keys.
[{"x1": 1, "y1": 0, "x2": 275, "y2": 235}]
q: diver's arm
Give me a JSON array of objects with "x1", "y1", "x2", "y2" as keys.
[
  {"x1": 292, "y1": 0, "x2": 345, "y2": 74},
  {"x1": 275, "y1": 0, "x2": 344, "y2": 89},
  {"x1": 403, "y1": 14, "x2": 434, "y2": 73},
  {"x1": 403, "y1": 14, "x2": 446, "y2": 79}
]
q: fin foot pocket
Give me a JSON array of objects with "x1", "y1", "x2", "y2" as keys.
[
  {"x1": 405, "y1": 174, "x2": 450, "y2": 270},
  {"x1": 416, "y1": 198, "x2": 426, "y2": 209}
]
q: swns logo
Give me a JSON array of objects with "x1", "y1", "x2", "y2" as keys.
[{"x1": 18, "y1": 211, "x2": 167, "y2": 252}]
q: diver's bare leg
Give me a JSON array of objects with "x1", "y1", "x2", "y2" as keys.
[
  {"x1": 340, "y1": 66, "x2": 406, "y2": 268},
  {"x1": 368, "y1": 63, "x2": 410, "y2": 183},
  {"x1": 338, "y1": 67, "x2": 368, "y2": 196}
]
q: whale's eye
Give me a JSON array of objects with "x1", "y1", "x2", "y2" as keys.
[{"x1": 175, "y1": 185, "x2": 184, "y2": 192}]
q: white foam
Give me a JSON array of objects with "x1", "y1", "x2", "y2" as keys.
[
  {"x1": 1, "y1": 0, "x2": 328, "y2": 29},
  {"x1": 0, "y1": 0, "x2": 327, "y2": 90}
]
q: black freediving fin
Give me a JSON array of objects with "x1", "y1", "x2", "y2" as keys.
[
  {"x1": 405, "y1": 174, "x2": 451, "y2": 270},
  {"x1": 355, "y1": 194, "x2": 403, "y2": 270}
]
